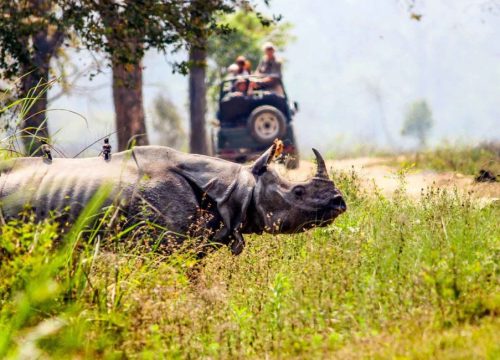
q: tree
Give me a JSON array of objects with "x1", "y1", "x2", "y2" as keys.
[
  {"x1": 66, "y1": 0, "x2": 193, "y2": 150},
  {"x1": 401, "y1": 99, "x2": 434, "y2": 148},
  {"x1": 182, "y1": 0, "x2": 239, "y2": 155},
  {"x1": 0, "y1": 0, "x2": 67, "y2": 154},
  {"x1": 110, "y1": 41, "x2": 148, "y2": 150},
  {"x1": 188, "y1": 42, "x2": 209, "y2": 155},
  {"x1": 150, "y1": 94, "x2": 186, "y2": 150},
  {"x1": 187, "y1": 1, "x2": 210, "y2": 155}
]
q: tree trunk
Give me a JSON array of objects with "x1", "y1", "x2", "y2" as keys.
[
  {"x1": 20, "y1": 63, "x2": 49, "y2": 155},
  {"x1": 20, "y1": 22, "x2": 63, "y2": 155},
  {"x1": 112, "y1": 57, "x2": 149, "y2": 151},
  {"x1": 188, "y1": 43, "x2": 208, "y2": 155}
]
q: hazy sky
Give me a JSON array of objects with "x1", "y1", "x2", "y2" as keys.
[{"x1": 48, "y1": 0, "x2": 500, "y2": 154}]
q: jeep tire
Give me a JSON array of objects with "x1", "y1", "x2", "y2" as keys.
[{"x1": 247, "y1": 105, "x2": 287, "y2": 145}]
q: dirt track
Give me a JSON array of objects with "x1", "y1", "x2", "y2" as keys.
[{"x1": 276, "y1": 157, "x2": 500, "y2": 203}]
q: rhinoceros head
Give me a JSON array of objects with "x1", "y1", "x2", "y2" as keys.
[{"x1": 248, "y1": 146, "x2": 346, "y2": 234}]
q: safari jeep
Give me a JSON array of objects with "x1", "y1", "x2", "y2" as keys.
[{"x1": 212, "y1": 75, "x2": 299, "y2": 169}]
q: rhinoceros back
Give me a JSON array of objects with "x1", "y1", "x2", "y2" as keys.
[
  {"x1": 0, "y1": 146, "x2": 246, "y2": 229},
  {"x1": 0, "y1": 154, "x2": 141, "y2": 218}
]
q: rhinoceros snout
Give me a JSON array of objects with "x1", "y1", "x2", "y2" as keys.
[{"x1": 328, "y1": 195, "x2": 347, "y2": 214}]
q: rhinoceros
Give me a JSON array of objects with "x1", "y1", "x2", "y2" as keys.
[{"x1": 0, "y1": 144, "x2": 346, "y2": 254}]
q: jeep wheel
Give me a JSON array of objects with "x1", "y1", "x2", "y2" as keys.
[{"x1": 248, "y1": 105, "x2": 287, "y2": 144}]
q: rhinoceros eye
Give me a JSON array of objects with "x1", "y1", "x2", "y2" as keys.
[{"x1": 293, "y1": 186, "x2": 306, "y2": 197}]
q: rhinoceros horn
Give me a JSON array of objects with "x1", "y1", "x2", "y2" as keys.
[{"x1": 312, "y1": 148, "x2": 329, "y2": 179}]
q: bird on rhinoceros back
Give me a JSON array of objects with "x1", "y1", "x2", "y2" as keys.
[
  {"x1": 101, "y1": 138, "x2": 112, "y2": 161},
  {"x1": 0, "y1": 144, "x2": 346, "y2": 255},
  {"x1": 40, "y1": 139, "x2": 52, "y2": 161}
]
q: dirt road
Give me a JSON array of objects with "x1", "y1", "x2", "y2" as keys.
[{"x1": 277, "y1": 157, "x2": 499, "y2": 203}]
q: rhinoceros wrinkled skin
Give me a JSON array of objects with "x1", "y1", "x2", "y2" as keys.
[{"x1": 0, "y1": 145, "x2": 346, "y2": 254}]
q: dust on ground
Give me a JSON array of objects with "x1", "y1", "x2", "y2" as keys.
[{"x1": 276, "y1": 157, "x2": 500, "y2": 203}]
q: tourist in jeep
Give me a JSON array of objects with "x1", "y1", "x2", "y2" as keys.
[
  {"x1": 222, "y1": 76, "x2": 250, "y2": 102},
  {"x1": 226, "y1": 63, "x2": 239, "y2": 78},
  {"x1": 236, "y1": 56, "x2": 250, "y2": 75},
  {"x1": 255, "y1": 42, "x2": 283, "y2": 94}
]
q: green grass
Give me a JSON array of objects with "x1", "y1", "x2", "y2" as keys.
[
  {"x1": 396, "y1": 143, "x2": 500, "y2": 176},
  {"x1": 0, "y1": 169, "x2": 499, "y2": 359}
]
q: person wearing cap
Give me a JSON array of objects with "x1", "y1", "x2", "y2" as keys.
[
  {"x1": 255, "y1": 42, "x2": 283, "y2": 94},
  {"x1": 226, "y1": 63, "x2": 239, "y2": 77},
  {"x1": 222, "y1": 76, "x2": 250, "y2": 102},
  {"x1": 256, "y1": 42, "x2": 282, "y2": 79}
]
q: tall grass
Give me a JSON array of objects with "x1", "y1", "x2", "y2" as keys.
[
  {"x1": 1, "y1": 76, "x2": 88, "y2": 158},
  {"x1": 400, "y1": 142, "x2": 500, "y2": 176},
  {"x1": 0, "y1": 167, "x2": 498, "y2": 358}
]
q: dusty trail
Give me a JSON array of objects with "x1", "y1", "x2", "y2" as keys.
[{"x1": 277, "y1": 157, "x2": 499, "y2": 203}]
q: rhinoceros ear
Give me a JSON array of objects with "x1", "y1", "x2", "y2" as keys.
[{"x1": 251, "y1": 144, "x2": 276, "y2": 175}]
